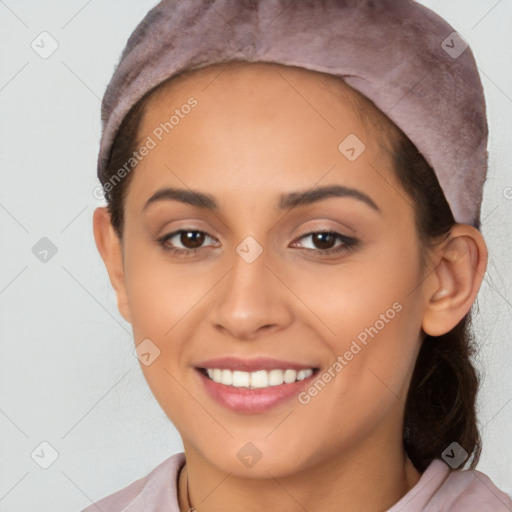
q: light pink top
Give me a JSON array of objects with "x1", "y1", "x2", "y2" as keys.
[{"x1": 81, "y1": 452, "x2": 512, "y2": 511}]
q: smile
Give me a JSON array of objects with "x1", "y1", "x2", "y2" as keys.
[
  {"x1": 195, "y1": 365, "x2": 320, "y2": 413},
  {"x1": 201, "y1": 367, "x2": 315, "y2": 389}
]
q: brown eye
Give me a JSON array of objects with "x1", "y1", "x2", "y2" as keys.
[
  {"x1": 311, "y1": 232, "x2": 337, "y2": 250},
  {"x1": 179, "y1": 230, "x2": 205, "y2": 249},
  {"x1": 157, "y1": 229, "x2": 218, "y2": 255},
  {"x1": 292, "y1": 231, "x2": 358, "y2": 255}
]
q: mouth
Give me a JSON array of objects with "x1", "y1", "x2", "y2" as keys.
[{"x1": 194, "y1": 361, "x2": 320, "y2": 413}]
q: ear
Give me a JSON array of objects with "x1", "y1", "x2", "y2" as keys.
[
  {"x1": 92, "y1": 207, "x2": 131, "y2": 324},
  {"x1": 422, "y1": 224, "x2": 488, "y2": 337}
]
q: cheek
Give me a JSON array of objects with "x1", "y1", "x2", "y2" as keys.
[
  {"x1": 123, "y1": 265, "x2": 198, "y2": 430},
  {"x1": 123, "y1": 232, "x2": 207, "y2": 340},
  {"x1": 294, "y1": 235, "x2": 421, "y2": 341},
  {"x1": 292, "y1": 238, "x2": 423, "y2": 404}
]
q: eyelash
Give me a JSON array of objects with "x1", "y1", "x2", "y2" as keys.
[{"x1": 156, "y1": 228, "x2": 358, "y2": 257}]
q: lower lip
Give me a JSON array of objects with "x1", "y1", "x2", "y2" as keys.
[{"x1": 196, "y1": 368, "x2": 317, "y2": 413}]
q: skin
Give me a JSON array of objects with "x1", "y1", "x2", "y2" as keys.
[{"x1": 93, "y1": 61, "x2": 488, "y2": 512}]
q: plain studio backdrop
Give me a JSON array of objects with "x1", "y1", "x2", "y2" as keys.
[{"x1": 0, "y1": 1, "x2": 511, "y2": 510}]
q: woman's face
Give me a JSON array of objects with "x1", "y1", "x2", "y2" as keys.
[{"x1": 108, "y1": 62, "x2": 429, "y2": 476}]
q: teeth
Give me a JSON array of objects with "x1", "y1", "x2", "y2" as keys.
[
  {"x1": 297, "y1": 369, "x2": 310, "y2": 381},
  {"x1": 250, "y1": 370, "x2": 268, "y2": 388},
  {"x1": 232, "y1": 370, "x2": 250, "y2": 387},
  {"x1": 284, "y1": 369, "x2": 297, "y2": 383},
  {"x1": 221, "y1": 369, "x2": 233, "y2": 386},
  {"x1": 203, "y1": 368, "x2": 314, "y2": 388},
  {"x1": 270, "y1": 369, "x2": 286, "y2": 385}
]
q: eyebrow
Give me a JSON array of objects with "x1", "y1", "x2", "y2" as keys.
[{"x1": 143, "y1": 185, "x2": 381, "y2": 213}]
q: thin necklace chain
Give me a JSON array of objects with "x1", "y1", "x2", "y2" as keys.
[{"x1": 185, "y1": 465, "x2": 197, "y2": 512}]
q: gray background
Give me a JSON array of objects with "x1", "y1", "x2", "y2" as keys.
[{"x1": 0, "y1": 1, "x2": 510, "y2": 510}]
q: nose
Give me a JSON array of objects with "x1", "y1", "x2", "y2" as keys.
[{"x1": 210, "y1": 245, "x2": 293, "y2": 341}]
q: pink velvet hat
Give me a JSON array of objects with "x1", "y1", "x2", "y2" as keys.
[{"x1": 97, "y1": 0, "x2": 488, "y2": 228}]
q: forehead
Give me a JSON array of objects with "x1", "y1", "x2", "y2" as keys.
[
  {"x1": 144, "y1": 61, "x2": 388, "y2": 135},
  {"x1": 127, "y1": 61, "x2": 399, "y2": 212}
]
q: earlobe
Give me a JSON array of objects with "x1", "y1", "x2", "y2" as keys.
[
  {"x1": 422, "y1": 225, "x2": 488, "y2": 337},
  {"x1": 92, "y1": 207, "x2": 132, "y2": 324}
]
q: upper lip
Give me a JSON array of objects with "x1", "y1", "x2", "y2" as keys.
[{"x1": 195, "y1": 356, "x2": 319, "y2": 372}]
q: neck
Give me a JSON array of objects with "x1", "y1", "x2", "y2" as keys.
[{"x1": 178, "y1": 437, "x2": 421, "y2": 512}]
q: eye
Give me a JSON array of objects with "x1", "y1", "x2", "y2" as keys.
[
  {"x1": 291, "y1": 231, "x2": 358, "y2": 255},
  {"x1": 157, "y1": 229, "x2": 218, "y2": 256}
]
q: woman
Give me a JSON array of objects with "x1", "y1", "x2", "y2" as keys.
[{"x1": 85, "y1": 0, "x2": 512, "y2": 510}]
